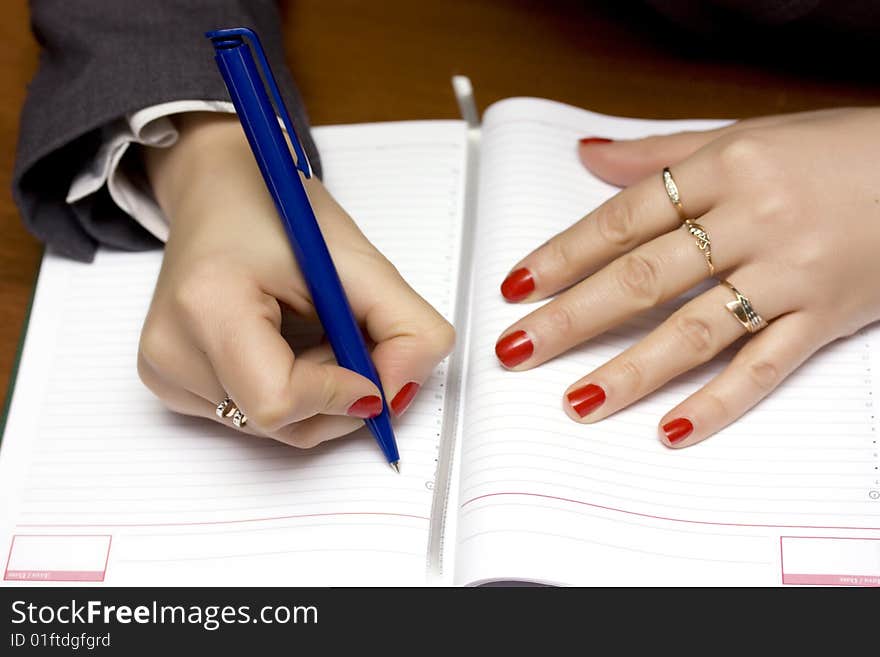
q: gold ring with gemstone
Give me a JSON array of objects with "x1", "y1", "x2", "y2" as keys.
[
  {"x1": 662, "y1": 167, "x2": 687, "y2": 221},
  {"x1": 721, "y1": 280, "x2": 768, "y2": 334}
]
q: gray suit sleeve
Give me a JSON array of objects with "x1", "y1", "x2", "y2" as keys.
[{"x1": 13, "y1": 0, "x2": 321, "y2": 262}]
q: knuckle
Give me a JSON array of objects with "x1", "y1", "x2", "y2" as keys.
[
  {"x1": 260, "y1": 295, "x2": 283, "y2": 327},
  {"x1": 619, "y1": 358, "x2": 645, "y2": 392},
  {"x1": 595, "y1": 201, "x2": 636, "y2": 249},
  {"x1": 716, "y1": 132, "x2": 771, "y2": 175},
  {"x1": 750, "y1": 189, "x2": 798, "y2": 234},
  {"x1": 830, "y1": 316, "x2": 860, "y2": 340},
  {"x1": 273, "y1": 424, "x2": 307, "y2": 449},
  {"x1": 756, "y1": 186, "x2": 795, "y2": 218},
  {"x1": 286, "y1": 427, "x2": 320, "y2": 449},
  {"x1": 299, "y1": 433, "x2": 326, "y2": 449},
  {"x1": 789, "y1": 241, "x2": 826, "y2": 275},
  {"x1": 136, "y1": 352, "x2": 161, "y2": 395},
  {"x1": 138, "y1": 322, "x2": 174, "y2": 371},
  {"x1": 248, "y1": 389, "x2": 293, "y2": 431},
  {"x1": 674, "y1": 315, "x2": 714, "y2": 357},
  {"x1": 172, "y1": 280, "x2": 208, "y2": 318},
  {"x1": 318, "y1": 369, "x2": 341, "y2": 412},
  {"x1": 172, "y1": 260, "x2": 233, "y2": 315},
  {"x1": 283, "y1": 421, "x2": 355, "y2": 450},
  {"x1": 702, "y1": 389, "x2": 728, "y2": 418},
  {"x1": 545, "y1": 236, "x2": 578, "y2": 274},
  {"x1": 746, "y1": 360, "x2": 779, "y2": 391},
  {"x1": 617, "y1": 253, "x2": 662, "y2": 305},
  {"x1": 427, "y1": 319, "x2": 456, "y2": 357},
  {"x1": 545, "y1": 302, "x2": 578, "y2": 336}
]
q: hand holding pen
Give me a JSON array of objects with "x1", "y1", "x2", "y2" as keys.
[{"x1": 136, "y1": 75, "x2": 454, "y2": 462}]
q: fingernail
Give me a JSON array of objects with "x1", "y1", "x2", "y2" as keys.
[
  {"x1": 662, "y1": 418, "x2": 693, "y2": 444},
  {"x1": 390, "y1": 382, "x2": 420, "y2": 416},
  {"x1": 347, "y1": 395, "x2": 383, "y2": 419},
  {"x1": 566, "y1": 383, "x2": 606, "y2": 418},
  {"x1": 578, "y1": 137, "x2": 613, "y2": 146},
  {"x1": 501, "y1": 267, "x2": 535, "y2": 302},
  {"x1": 495, "y1": 330, "x2": 533, "y2": 368}
]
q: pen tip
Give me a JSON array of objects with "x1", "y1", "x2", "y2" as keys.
[{"x1": 390, "y1": 461, "x2": 401, "y2": 474}]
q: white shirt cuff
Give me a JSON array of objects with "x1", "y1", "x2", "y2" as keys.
[{"x1": 66, "y1": 100, "x2": 236, "y2": 243}]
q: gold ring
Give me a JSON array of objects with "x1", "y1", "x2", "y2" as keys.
[
  {"x1": 216, "y1": 395, "x2": 248, "y2": 428},
  {"x1": 216, "y1": 396, "x2": 235, "y2": 418},
  {"x1": 683, "y1": 219, "x2": 715, "y2": 277},
  {"x1": 721, "y1": 280, "x2": 768, "y2": 334},
  {"x1": 662, "y1": 167, "x2": 687, "y2": 221}
]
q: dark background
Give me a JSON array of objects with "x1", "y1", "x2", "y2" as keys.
[{"x1": 1, "y1": 586, "x2": 876, "y2": 651}]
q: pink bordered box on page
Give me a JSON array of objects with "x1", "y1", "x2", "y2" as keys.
[
  {"x1": 4, "y1": 534, "x2": 111, "y2": 582},
  {"x1": 780, "y1": 536, "x2": 880, "y2": 587}
]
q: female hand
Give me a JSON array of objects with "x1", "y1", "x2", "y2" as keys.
[
  {"x1": 138, "y1": 113, "x2": 454, "y2": 447},
  {"x1": 495, "y1": 107, "x2": 880, "y2": 448}
]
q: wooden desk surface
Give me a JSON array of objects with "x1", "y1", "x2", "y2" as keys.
[{"x1": 2, "y1": 0, "x2": 879, "y2": 406}]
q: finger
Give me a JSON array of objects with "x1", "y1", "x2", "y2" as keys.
[
  {"x1": 579, "y1": 131, "x2": 723, "y2": 188},
  {"x1": 139, "y1": 352, "x2": 363, "y2": 445},
  {"x1": 137, "y1": 356, "x2": 265, "y2": 437},
  {"x1": 139, "y1": 320, "x2": 226, "y2": 402},
  {"x1": 496, "y1": 204, "x2": 748, "y2": 370},
  {"x1": 140, "y1": 313, "x2": 366, "y2": 444},
  {"x1": 657, "y1": 312, "x2": 824, "y2": 448},
  {"x1": 255, "y1": 327, "x2": 386, "y2": 445},
  {"x1": 577, "y1": 112, "x2": 817, "y2": 187},
  {"x1": 295, "y1": 341, "x2": 337, "y2": 364},
  {"x1": 194, "y1": 293, "x2": 383, "y2": 432},
  {"x1": 562, "y1": 272, "x2": 794, "y2": 422},
  {"x1": 271, "y1": 414, "x2": 365, "y2": 449},
  {"x1": 355, "y1": 264, "x2": 455, "y2": 417},
  {"x1": 137, "y1": 355, "x2": 218, "y2": 418},
  {"x1": 501, "y1": 145, "x2": 718, "y2": 303}
]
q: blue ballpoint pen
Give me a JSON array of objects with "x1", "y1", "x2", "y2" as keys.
[{"x1": 206, "y1": 27, "x2": 401, "y2": 472}]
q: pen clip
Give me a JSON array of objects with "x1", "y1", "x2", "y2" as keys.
[{"x1": 206, "y1": 27, "x2": 312, "y2": 179}]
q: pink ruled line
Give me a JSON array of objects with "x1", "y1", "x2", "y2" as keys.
[
  {"x1": 16, "y1": 511, "x2": 430, "y2": 529},
  {"x1": 460, "y1": 492, "x2": 880, "y2": 531}
]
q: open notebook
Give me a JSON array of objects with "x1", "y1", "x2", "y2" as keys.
[{"x1": 2, "y1": 98, "x2": 879, "y2": 587}]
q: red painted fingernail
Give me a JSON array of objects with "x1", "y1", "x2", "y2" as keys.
[
  {"x1": 495, "y1": 330, "x2": 533, "y2": 368},
  {"x1": 566, "y1": 383, "x2": 606, "y2": 417},
  {"x1": 662, "y1": 418, "x2": 693, "y2": 444},
  {"x1": 578, "y1": 137, "x2": 613, "y2": 146},
  {"x1": 390, "y1": 382, "x2": 420, "y2": 416},
  {"x1": 347, "y1": 395, "x2": 383, "y2": 419},
  {"x1": 501, "y1": 268, "x2": 535, "y2": 302}
]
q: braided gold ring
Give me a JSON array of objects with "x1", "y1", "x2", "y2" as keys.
[{"x1": 683, "y1": 219, "x2": 715, "y2": 277}]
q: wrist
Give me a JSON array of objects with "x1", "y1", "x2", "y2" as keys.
[{"x1": 144, "y1": 112, "x2": 248, "y2": 221}]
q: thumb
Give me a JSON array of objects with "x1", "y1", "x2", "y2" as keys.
[
  {"x1": 577, "y1": 130, "x2": 722, "y2": 187},
  {"x1": 360, "y1": 269, "x2": 455, "y2": 419}
]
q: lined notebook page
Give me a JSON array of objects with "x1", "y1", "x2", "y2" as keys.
[
  {"x1": 454, "y1": 98, "x2": 880, "y2": 586},
  {"x1": 0, "y1": 120, "x2": 467, "y2": 586}
]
